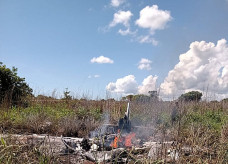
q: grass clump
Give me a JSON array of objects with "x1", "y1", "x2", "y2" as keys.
[
  {"x1": 185, "y1": 110, "x2": 228, "y2": 133},
  {"x1": 177, "y1": 104, "x2": 228, "y2": 163},
  {"x1": 0, "y1": 136, "x2": 59, "y2": 164}
]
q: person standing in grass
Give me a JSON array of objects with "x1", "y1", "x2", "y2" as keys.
[{"x1": 171, "y1": 102, "x2": 180, "y2": 125}]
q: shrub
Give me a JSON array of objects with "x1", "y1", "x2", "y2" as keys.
[
  {"x1": 179, "y1": 91, "x2": 202, "y2": 102},
  {"x1": 0, "y1": 62, "x2": 33, "y2": 107}
]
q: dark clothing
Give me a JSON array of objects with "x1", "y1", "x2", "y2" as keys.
[
  {"x1": 171, "y1": 106, "x2": 179, "y2": 124},
  {"x1": 118, "y1": 116, "x2": 131, "y2": 133}
]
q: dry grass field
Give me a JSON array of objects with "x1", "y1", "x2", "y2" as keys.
[{"x1": 1, "y1": 98, "x2": 228, "y2": 163}]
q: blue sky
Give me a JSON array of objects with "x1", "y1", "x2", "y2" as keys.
[{"x1": 1, "y1": 0, "x2": 228, "y2": 100}]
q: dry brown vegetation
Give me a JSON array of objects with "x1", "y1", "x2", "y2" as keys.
[{"x1": 1, "y1": 97, "x2": 228, "y2": 163}]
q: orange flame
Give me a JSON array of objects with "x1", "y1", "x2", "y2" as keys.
[
  {"x1": 110, "y1": 131, "x2": 136, "y2": 148},
  {"x1": 110, "y1": 136, "x2": 119, "y2": 148},
  {"x1": 125, "y1": 133, "x2": 135, "y2": 147}
]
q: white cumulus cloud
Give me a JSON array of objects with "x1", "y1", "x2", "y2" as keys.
[
  {"x1": 135, "y1": 5, "x2": 172, "y2": 34},
  {"x1": 111, "y1": 0, "x2": 125, "y2": 7},
  {"x1": 138, "y1": 75, "x2": 158, "y2": 95},
  {"x1": 106, "y1": 75, "x2": 138, "y2": 95},
  {"x1": 138, "y1": 58, "x2": 152, "y2": 70},
  {"x1": 91, "y1": 56, "x2": 114, "y2": 64},
  {"x1": 160, "y1": 39, "x2": 228, "y2": 99},
  {"x1": 106, "y1": 75, "x2": 158, "y2": 95},
  {"x1": 94, "y1": 74, "x2": 100, "y2": 78},
  {"x1": 138, "y1": 35, "x2": 158, "y2": 46},
  {"x1": 88, "y1": 75, "x2": 100, "y2": 78},
  {"x1": 110, "y1": 10, "x2": 133, "y2": 27},
  {"x1": 118, "y1": 28, "x2": 136, "y2": 36}
]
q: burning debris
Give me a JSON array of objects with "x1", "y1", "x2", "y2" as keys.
[
  {"x1": 58, "y1": 101, "x2": 179, "y2": 163},
  {"x1": 0, "y1": 102, "x2": 185, "y2": 163}
]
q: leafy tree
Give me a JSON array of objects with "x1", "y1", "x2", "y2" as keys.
[
  {"x1": 121, "y1": 95, "x2": 133, "y2": 101},
  {"x1": 221, "y1": 98, "x2": 228, "y2": 103},
  {"x1": 0, "y1": 62, "x2": 33, "y2": 107},
  {"x1": 122, "y1": 94, "x2": 151, "y2": 102},
  {"x1": 148, "y1": 91, "x2": 158, "y2": 99},
  {"x1": 178, "y1": 91, "x2": 202, "y2": 102}
]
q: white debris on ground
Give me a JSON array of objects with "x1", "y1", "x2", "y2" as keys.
[
  {"x1": 0, "y1": 133, "x2": 185, "y2": 163},
  {"x1": 91, "y1": 143, "x2": 99, "y2": 151}
]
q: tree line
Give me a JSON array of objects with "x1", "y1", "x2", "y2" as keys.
[{"x1": 1, "y1": 62, "x2": 227, "y2": 108}]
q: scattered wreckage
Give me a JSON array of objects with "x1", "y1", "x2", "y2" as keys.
[
  {"x1": 59, "y1": 102, "x2": 180, "y2": 163},
  {"x1": 1, "y1": 102, "x2": 184, "y2": 163}
]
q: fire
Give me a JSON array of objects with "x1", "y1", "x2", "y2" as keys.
[
  {"x1": 110, "y1": 132, "x2": 136, "y2": 148},
  {"x1": 110, "y1": 136, "x2": 119, "y2": 148},
  {"x1": 125, "y1": 133, "x2": 135, "y2": 147}
]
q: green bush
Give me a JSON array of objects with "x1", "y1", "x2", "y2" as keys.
[
  {"x1": 185, "y1": 110, "x2": 228, "y2": 132},
  {"x1": 0, "y1": 62, "x2": 33, "y2": 107}
]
